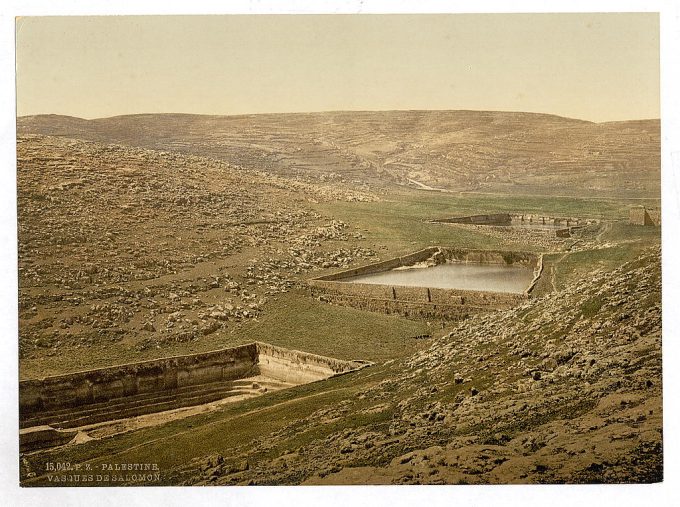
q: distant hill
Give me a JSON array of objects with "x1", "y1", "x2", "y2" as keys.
[{"x1": 17, "y1": 110, "x2": 660, "y2": 198}]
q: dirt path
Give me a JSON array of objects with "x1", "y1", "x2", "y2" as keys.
[
  {"x1": 24, "y1": 370, "x2": 386, "y2": 484},
  {"x1": 595, "y1": 221, "x2": 613, "y2": 242},
  {"x1": 549, "y1": 253, "x2": 569, "y2": 292},
  {"x1": 549, "y1": 222, "x2": 615, "y2": 291},
  {"x1": 407, "y1": 178, "x2": 448, "y2": 192}
]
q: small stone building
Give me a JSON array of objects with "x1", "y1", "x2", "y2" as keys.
[{"x1": 629, "y1": 206, "x2": 661, "y2": 226}]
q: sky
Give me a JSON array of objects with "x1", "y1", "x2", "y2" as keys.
[{"x1": 15, "y1": 13, "x2": 659, "y2": 122}]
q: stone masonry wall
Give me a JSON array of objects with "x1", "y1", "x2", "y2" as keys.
[
  {"x1": 431, "y1": 213, "x2": 594, "y2": 227},
  {"x1": 309, "y1": 247, "x2": 538, "y2": 320},
  {"x1": 630, "y1": 206, "x2": 661, "y2": 226},
  {"x1": 255, "y1": 342, "x2": 369, "y2": 384},
  {"x1": 317, "y1": 247, "x2": 440, "y2": 281},
  {"x1": 20, "y1": 344, "x2": 259, "y2": 415},
  {"x1": 19, "y1": 343, "x2": 369, "y2": 419},
  {"x1": 432, "y1": 213, "x2": 512, "y2": 225}
]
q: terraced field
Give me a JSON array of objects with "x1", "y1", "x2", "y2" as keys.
[{"x1": 18, "y1": 110, "x2": 660, "y2": 198}]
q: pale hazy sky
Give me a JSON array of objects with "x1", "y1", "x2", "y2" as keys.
[{"x1": 15, "y1": 13, "x2": 659, "y2": 122}]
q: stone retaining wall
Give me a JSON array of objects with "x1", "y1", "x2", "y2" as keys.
[
  {"x1": 19, "y1": 342, "x2": 368, "y2": 419},
  {"x1": 309, "y1": 247, "x2": 539, "y2": 320},
  {"x1": 508, "y1": 214, "x2": 591, "y2": 227},
  {"x1": 525, "y1": 254, "x2": 545, "y2": 296},
  {"x1": 432, "y1": 213, "x2": 511, "y2": 225},
  {"x1": 256, "y1": 342, "x2": 369, "y2": 384},
  {"x1": 317, "y1": 247, "x2": 440, "y2": 280},
  {"x1": 310, "y1": 280, "x2": 525, "y2": 306},
  {"x1": 430, "y1": 213, "x2": 597, "y2": 229},
  {"x1": 313, "y1": 293, "x2": 518, "y2": 320},
  {"x1": 629, "y1": 206, "x2": 661, "y2": 226}
]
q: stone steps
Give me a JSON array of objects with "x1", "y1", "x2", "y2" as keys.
[
  {"x1": 21, "y1": 377, "x2": 252, "y2": 421},
  {"x1": 20, "y1": 377, "x2": 292, "y2": 430}
]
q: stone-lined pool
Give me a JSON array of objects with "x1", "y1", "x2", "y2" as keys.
[{"x1": 342, "y1": 262, "x2": 534, "y2": 294}]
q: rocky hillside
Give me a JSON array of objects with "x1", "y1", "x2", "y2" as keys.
[
  {"x1": 17, "y1": 134, "x2": 378, "y2": 377},
  {"x1": 17, "y1": 111, "x2": 660, "y2": 198},
  {"x1": 183, "y1": 247, "x2": 661, "y2": 485}
]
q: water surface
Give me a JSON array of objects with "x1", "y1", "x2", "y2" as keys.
[{"x1": 344, "y1": 263, "x2": 534, "y2": 293}]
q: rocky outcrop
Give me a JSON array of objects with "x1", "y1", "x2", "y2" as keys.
[{"x1": 17, "y1": 134, "x2": 379, "y2": 379}]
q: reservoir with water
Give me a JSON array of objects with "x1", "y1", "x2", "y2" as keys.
[{"x1": 343, "y1": 262, "x2": 535, "y2": 294}]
